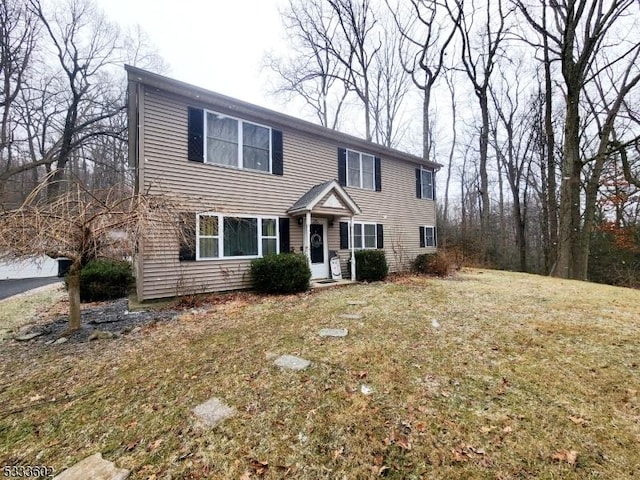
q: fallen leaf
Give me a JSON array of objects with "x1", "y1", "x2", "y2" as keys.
[
  {"x1": 240, "y1": 471, "x2": 251, "y2": 480},
  {"x1": 568, "y1": 415, "x2": 587, "y2": 425},
  {"x1": 502, "y1": 426, "x2": 513, "y2": 433},
  {"x1": 480, "y1": 426, "x2": 496, "y2": 434},
  {"x1": 552, "y1": 449, "x2": 578, "y2": 465},
  {"x1": 333, "y1": 446, "x2": 344, "y2": 459}
]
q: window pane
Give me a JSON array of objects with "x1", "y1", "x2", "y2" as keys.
[
  {"x1": 362, "y1": 155, "x2": 375, "y2": 190},
  {"x1": 262, "y1": 238, "x2": 277, "y2": 256},
  {"x1": 353, "y1": 223, "x2": 362, "y2": 249},
  {"x1": 207, "y1": 113, "x2": 238, "y2": 166},
  {"x1": 208, "y1": 139, "x2": 238, "y2": 166},
  {"x1": 224, "y1": 217, "x2": 258, "y2": 256},
  {"x1": 347, "y1": 151, "x2": 360, "y2": 187},
  {"x1": 421, "y1": 170, "x2": 433, "y2": 199},
  {"x1": 243, "y1": 146, "x2": 270, "y2": 171},
  {"x1": 426, "y1": 227, "x2": 435, "y2": 247},
  {"x1": 262, "y1": 218, "x2": 276, "y2": 236},
  {"x1": 364, "y1": 224, "x2": 376, "y2": 248},
  {"x1": 243, "y1": 123, "x2": 269, "y2": 149},
  {"x1": 199, "y1": 238, "x2": 218, "y2": 258},
  {"x1": 199, "y1": 216, "x2": 218, "y2": 236}
]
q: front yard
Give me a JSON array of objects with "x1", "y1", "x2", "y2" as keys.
[{"x1": 1, "y1": 269, "x2": 639, "y2": 479}]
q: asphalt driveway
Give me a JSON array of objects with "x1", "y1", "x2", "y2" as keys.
[{"x1": 0, "y1": 277, "x2": 62, "y2": 301}]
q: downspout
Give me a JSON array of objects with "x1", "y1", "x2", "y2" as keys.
[
  {"x1": 350, "y1": 217, "x2": 356, "y2": 280},
  {"x1": 305, "y1": 211, "x2": 312, "y2": 271}
]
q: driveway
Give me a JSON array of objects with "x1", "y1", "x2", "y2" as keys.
[{"x1": 0, "y1": 277, "x2": 62, "y2": 301}]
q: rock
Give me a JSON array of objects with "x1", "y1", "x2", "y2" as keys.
[
  {"x1": 319, "y1": 328, "x2": 348, "y2": 338},
  {"x1": 131, "y1": 327, "x2": 142, "y2": 334},
  {"x1": 274, "y1": 355, "x2": 311, "y2": 371},
  {"x1": 360, "y1": 384, "x2": 374, "y2": 395},
  {"x1": 339, "y1": 313, "x2": 362, "y2": 320},
  {"x1": 431, "y1": 319, "x2": 441, "y2": 329},
  {"x1": 15, "y1": 331, "x2": 44, "y2": 341},
  {"x1": 88, "y1": 330, "x2": 116, "y2": 341},
  {"x1": 54, "y1": 337, "x2": 68, "y2": 345},
  {"x1": 193, "y1": 397, "x2": 235, "y2": 427},
  {"x1": 53, "y1": 452, "x2": 129, "y2": 480}
]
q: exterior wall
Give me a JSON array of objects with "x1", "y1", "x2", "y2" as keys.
[{"x1": 136, "y1": 85, "x2": 436, "y2": 300}]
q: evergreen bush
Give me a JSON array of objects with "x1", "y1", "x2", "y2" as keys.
[
  {"x1": 354, "y1": 249, "x2": 388, "y2": 281},
  {"x1": 250, "y1": 253, "x2": 311, "y2": 294},
  {"x1": 69, "y1": 259, "x2": 134, "y2": 302}
]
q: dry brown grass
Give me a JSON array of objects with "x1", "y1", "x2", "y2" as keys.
[{"x1": 1, "y1": 269, "x2": 639, "y2": 479}]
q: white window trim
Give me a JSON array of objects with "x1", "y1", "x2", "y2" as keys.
[
  {"x1": 196, "y1": 213, "x2": 280, "y2": 260},
  {"x1": 346, "y1": 149, "x2": 376, "y2": 191},
  {"x1": 423, "y1": 225, "x2": 436, "y2": 248},
  {"x1": 351, "y1": 221, "x2": 378, "y2": 250},
  {"x1": 204, "y1": 110, "x2": 272, "y2": 173},
  {"x1": 420, "y1": 167, "x2": 434, "y2": 200}
]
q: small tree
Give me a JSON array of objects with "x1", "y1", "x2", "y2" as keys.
[{"x1": 0, "y1": 174, "x2": 174, "y2": 333}]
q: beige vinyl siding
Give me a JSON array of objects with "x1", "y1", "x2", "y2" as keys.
[{"x1": 137, "y1": 87, "x2": 436, "y2": 300}]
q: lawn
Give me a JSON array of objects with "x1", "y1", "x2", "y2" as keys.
[{"x1": 0, "y1": 269, "x2": 639, "y2": 479}]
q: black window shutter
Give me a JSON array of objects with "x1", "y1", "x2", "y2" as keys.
[
  {"x1": 432, "y1": 171, "x2": 436, "y2": 200},
  {"x1": 187, "y1": 107, "x2": 204, "y2": 162},
  {"x1": 376, "y1": 223, "x2": 384, "y2": 249},
  {"x1": 419, "y1": 226, "x2": 426, "y2": 248},
  {"x1": 416, "y1": 168, "x2": 422, "y2": 198},
  {"x1": 272, "y1": 130, "x2": 284, "y2": 176},
  {"x1": 338, "y1": 148, "x2": 347, "y2": 186},
  {"x1": 179, "y1": 213, "x2": 196, "y2": 261},
  {"x1": 374, "y1": 157, "x2": 382, "y2": 191},
  {"x1": 339, "y1": 222, "x2": 349, "y2": 249},
  {"x1": 279, "y1": 217, "x2": 290, "y2": 253}
]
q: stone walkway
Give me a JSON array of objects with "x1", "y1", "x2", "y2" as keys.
[{"x1": 53, "y1": 298, "x2": 368, "y2": 479}]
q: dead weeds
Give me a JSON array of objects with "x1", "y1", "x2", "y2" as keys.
[{"x1": 1, "y1": 269, "x2": 639, "y2": 479}]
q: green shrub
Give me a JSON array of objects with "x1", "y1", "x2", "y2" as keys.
[
  {"x1": 355, "y1": 249, "x2": 388, "y2": 282},
  {"x1": 412, "y1": 252, "x2": 451, "y2": 277},
  {"x1": 250, "y1": 253, "x2": 311, "y2": 294},
  {"x1": 69, "y1": 259, "x2": 134, "y2": 302}
]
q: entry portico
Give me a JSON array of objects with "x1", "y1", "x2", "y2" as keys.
[{"x1": 287, "y1": 180, "x2": 361, "y2": 280}]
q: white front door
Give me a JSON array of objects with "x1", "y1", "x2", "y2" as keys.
[{"x1": 309, "y1": 218, "x2": 329, "y2": 279}]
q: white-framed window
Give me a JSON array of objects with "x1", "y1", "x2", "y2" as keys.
[
  {"x1": 205, "y1": 111, "x2": 272, "y2": 173},
  {"x1": 196, "y1": 213, "x2": 279, "y2": 259},
  {"x1": 422, "y1": 225, "x2": 436, "y2": 247},
  {"x1": 347, "y1": 149, "x2": 376, "y2": 190},
  {"x1": 419, "y1": 168, "x2": 434, "y2": 200},
  {"x1": 353, "y1": 222, "x2": 378, "y2": 249}
]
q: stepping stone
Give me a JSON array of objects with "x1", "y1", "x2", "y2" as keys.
[
  {"x1": 53, "y1": 452, "x2": 129, "y2": 480},
  {"x1": 319, "y1": 328, "x2": 348, "y2": 338},
  {"x1": 193, "y1": 397, "x2": 235, "y2": 427},
  {"x1": 15, "y1": 331, "x2": 44, "y2": 341},
  {"x1": 274, "y1": 355, "x2": 311, "y2": 371},
  {"x1": 339, "y1": 313, "x2": 362, "y2": 320},
  {"x1": 347, "y1": 300, "x2": 367, "y2": 306}
]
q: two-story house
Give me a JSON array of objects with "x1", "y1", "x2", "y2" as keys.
[{"x1": 127, "y1": 66, "x2": 439, "y2": 301}]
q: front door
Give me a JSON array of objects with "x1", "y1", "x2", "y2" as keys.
[{"x1": 310, "y1": 220, "x2": 328, "y2": 279}]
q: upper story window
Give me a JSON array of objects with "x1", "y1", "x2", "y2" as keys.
[
  {"x1": 206, "y1": 112, "x2": 271, "y2": 172},
  {"x1": 347, "y1": 150, "x2": 375, "y2": 190},
  {"x1": 338, "y1": 147, "x2": 381, "y2": 192},
  {"x1": 187, "y1": 106, "x2": 284, "y2": 176},
  {"x1": 416, "y1": 167, "x2": 435, "y2": 200}
]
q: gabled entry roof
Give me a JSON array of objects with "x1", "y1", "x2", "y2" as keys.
[{"x1": 288, "y1": 180, "x2": 361, "y2": 216}]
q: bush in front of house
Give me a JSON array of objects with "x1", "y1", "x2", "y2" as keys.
[
  {"x1": 250, "y1": 253, "x2": 311, "y2": 294},
  {"x1": 412, "y1": 252, "x2": 451, "y2": 277},
  {"x1": 355, "y1": 249, "x2": 388, "y2": 282},
  {"x1": 70, "y1": 259, "x2": 134, "y2": 302}
]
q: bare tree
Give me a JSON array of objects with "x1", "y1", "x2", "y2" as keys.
[
  {"x1": 387, "y1": 0, "x2": 460, "y2": 160},
  {"x1": 516, "y1": 0, "x2": 640, "y2": 280},
  {"x1": 265, "y1": 0, "x2": 349, "y2": 129},
  {"x1": 452, "y1": 0, "x2": 510, "y2": 263}
]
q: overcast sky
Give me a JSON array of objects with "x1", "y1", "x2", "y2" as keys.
[{"x1": 97, "y1": 0, "x2": 288, "y2": 110}]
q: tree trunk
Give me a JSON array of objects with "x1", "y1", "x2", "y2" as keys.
[
  {"x1": 554, "y1": 89, "x2": 582, "y2": 279},
  {"x1": 479, "y1": 92, "x2": 491, "y2": 262},
  {"x1": 66, "y1": 261, "x2": 82, "y2": 332}
]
